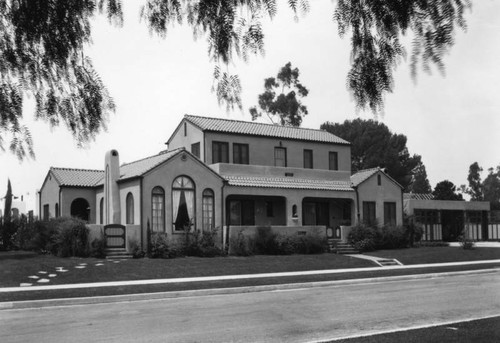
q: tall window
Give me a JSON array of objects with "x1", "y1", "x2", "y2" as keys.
[
  {"x1": 303, "y1": 149, "x2": 313, "y2": 169},
  {"x1": 274, "y1": 147, "x2": 287, "y2": 167},
  {"x1": 43, "y1": 204, "x2": 49, "y2": 221},
  {"x1": 99, "y1": 198, "x2": 104, "y2": 224},
  {"x1": 329, "y1": 151, "x2": 338, "y2": 170},
  {"x1": 384, "y1": 202, "x2": 396, "y2": 226},
  {"x1": 229, "y1": 200, "x2": 255, "y2": 225},
  {"x1": 126, "y1": 193, "x2": 134, "y2": 224},
  {"x1": 212, "y1": 141, "x2": 229, "y2": 163},
  {"x1": 191, "y1": 142, "x2": 200, "y2": 158},
  {"x1": 202, "y1": 189, "x2": 215, "y2": 231},
  {"x1": 55, "y1": 203, "x2": 59, "y2": 218},
  {"x1": 172, "y1": 176, "x2": 195, "y2": 231},
  {"x1": 377, "y1": 174, "x2": 382, "y2": 186},
  {"x1": 152, "y1": 187, "x2": 165, "y2": 232},
  {"x1": 233, "y1": 143, "x2": 249, "y2": 164},
  {"x1": 363, "y1": 201, "x2": 376, "y2": 225}
]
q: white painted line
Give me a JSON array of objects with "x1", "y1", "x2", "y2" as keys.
[
  {"x1": 48, "y1": 274, "x2": 57, "y2": 278},
  {"x1": 74, "y1": 266, "x2": 86, "y2": 269},
  {"x1": 19, "y1": 283, "x2": 32, "y2": 287},
  {"x1": 38, "y1": 271, "x2": 47, "y2": 274},
  {"x1": 27, "y1": 276, "x2": 39, "y2": 279},
  {"x1": 37, "y1": 279, "x2": 50, "y2": 283}
]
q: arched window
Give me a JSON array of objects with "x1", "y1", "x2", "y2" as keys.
[
  {"x1": 70, "y1": 198, "x2": 90, "y2": 221},
  {"x1": 126, "y1": 192, "x2": 134, "y2": 224},
  {"x1": 202, "y1": 189, "x2": 214, "y2": 231},
  {"x1": 99, "y1": 198, "x2": 104, "y2": 224},
  {"x1": 55, "y1": 203, "x2": 59, "y2": 218},
  {"x1": 152, "y1": 187, "x2": 165, "y2": 232},
  {"x1": 172, "y1": 176, "x2": 195, "y2": 231}
]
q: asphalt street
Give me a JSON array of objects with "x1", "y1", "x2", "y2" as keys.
[{"x1": 1, "y1": 271, "x2": 499, "y2": 343}]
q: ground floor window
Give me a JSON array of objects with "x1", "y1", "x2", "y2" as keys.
[
  {"x1": 202, "y1": 189, "x2": 214, "y2": 230},
  {"x1": 303, "y1": 201, "x2": 329, "y2": 226},
  {"x1": 384, "y1": 202, "x2": 396, "y2": 226},
  {"x1": 152, "y1": 187, "x2": 165, "y2": 232},
  {"x1": 229, "y1": 200, "x2": 255, "y2": 226},
  {"x1": 173, "y1": 176, "x2": 195, "y2": 231},
  {"x1": 362, "y1": 201, "x2": 376, "y2": 225}
]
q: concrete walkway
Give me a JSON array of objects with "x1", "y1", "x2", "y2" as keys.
[{"x1": 448, "y1": 241, "x2": 500, "y2": 248}]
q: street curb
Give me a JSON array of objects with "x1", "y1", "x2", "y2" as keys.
[{"x1": 1, "y1": 268, "x2": 498, "y2": 311}]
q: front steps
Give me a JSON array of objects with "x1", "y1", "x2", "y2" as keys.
[
  {"x1": 328, "y1": 239, "x2": 359, "y2": 254},
  {"x1": 105, "y1": 248, "x2": 133, "y2": 259}
]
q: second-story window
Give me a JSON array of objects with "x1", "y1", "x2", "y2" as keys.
[
  {"x1": 329, "y1": 151, "x2": 338, "y2": 170},
  {"x1": 274, "y1": 147, "x2": 287, "y2": 167},
  {"x1": 191, "y1": 142, "x2": 200, "y2": 158},
  {"x1": 233, "y1": 143, "x2": 249, "y2": 164},
  {"x1": 303, "y1": 149, "x2": 313, "y2": 169},
  {"x1": 212, "y1": 141, "x2": 229, "y2": 163}
]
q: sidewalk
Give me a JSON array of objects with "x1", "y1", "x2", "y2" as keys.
[{"x1": 1, "y1": 259, "x2": 499, "y2": 309}]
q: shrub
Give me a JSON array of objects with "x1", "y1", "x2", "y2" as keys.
[
  {"x1": 377, "y1": 225, "x2": 409, "y2": 250},
  {"x1": 230, "y1": 230, "x2": 254, "y2": 256},
  {"x1": 149, "y1": 232, "x2": 171, "y2": 258},
  {"x1": 348, "y1": 224, "x2": 378, "y2": 252},
  {"x1": 458, "y1": 234, "x2": 475, "y2": 250},
  {"x1": 254, "y1": 227, "x2": 279, "y2": 254},
  {"x1": 90, "y1": 233, "x2": 107, "y2": 258},
  {"x1": 50, "y1": 217, "x2": 89, "y2": 257},
  {"x1": 295, "y1": 234, "x2": 327, "y2": 254},
  {"x1": 274, "y1": 234, "x2": 296, "y2": 255},
  {"x1": 128, "y1": 239, "x2": 146, "y2": 258},
  {"x1": 184, "y1": 227, "x2": 223, "y2": 257}
]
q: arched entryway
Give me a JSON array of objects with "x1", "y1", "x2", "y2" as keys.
[{"x1": 71, "y1": 198, "x2": 90, "y2": 221}]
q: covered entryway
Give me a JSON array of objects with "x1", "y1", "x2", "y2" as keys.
[
  {"x1": 70, "y1": 198, "x2": 90, "y2": 221},
  {"x1": 226, "y1": 195, "x2": 286, "y2": 226}
]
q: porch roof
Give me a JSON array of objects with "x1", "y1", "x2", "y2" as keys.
[{"x1": 224, "y1": 175, "x2": 354, "y2": 191}]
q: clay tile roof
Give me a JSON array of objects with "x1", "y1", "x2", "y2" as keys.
[
  {"x1": 50, "y1": 167, "x2": 104, "y2": 187},
  {"x1": 224, "y1": 175, "x2": 353, "y2": 191},
  {"x1": 350, "y1": 168, "x2": 380, "y2": 187},
  {"x1": 404, "y1": 193, "x2": 435, "y2": 200},
  {"x1": 118, "y1": 149, "x2": 182, "y2": 181},
  {"x1": 183, "y1": 114, "x2": 350, "y2": 145}
]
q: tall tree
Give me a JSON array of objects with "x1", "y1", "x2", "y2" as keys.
[
  {"x1": 464, "y1": 162, "x2": 483, "y2": 200},
  {"x1": 3, "y1": 179, "x2": 12, "y2": 224},
  {"x1": 249, "y1": 62, "x2": 308, "y2": 126},
  {"x1": 408, "y1": 161, "x2": 432, "y2": 194},
  {"x1": 0, "y1": 0, "x2": 472, "y2": 159},
  {"x1": 433, "y1": 180, "x2": 463, "y2": 201},
  {"x1": 320, "y1": 119, "x2": 422, "y2": 191},
  {"x1": 483, "y1": 166, "x2": 500, "y2": 210}
]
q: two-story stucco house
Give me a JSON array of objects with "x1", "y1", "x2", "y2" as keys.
[{"x1": 39, "y1": 114, "x2": 404, "y2": 251}]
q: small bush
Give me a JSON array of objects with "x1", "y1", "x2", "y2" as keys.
[
  {"x1": 295, "y1": 234, "x2": 327, "y2": 254},
  {"x1": 254, "y1": 227, "x2": 278, "y2": 254},
  {"x1": 230, "y1": 230, "x2": 254, "y2": 256},
  {"x1": 149, "y1": 232, "x2": 171, "y2": 258},
  {"x1": 458, "y1": 235, "x2": 475, "y2": 250},
  {"x1": 90, "y1": 233, "x2": 107, "y2": 258},
  {"x1": 183, "y1": 227, "x2": 223, "y2": 257},
  {"x1": 274, "y1": 234, "x2": 296, "y2": 255},
  {"x1": 348, "y1": 224, "x2": 378, "y2": 252},
  {"x1": 377, "y1": 225, "x2": 409, "y2": 250},
  {"x1": 128, "y1": 239, "x2": 146, "y2": 258}
]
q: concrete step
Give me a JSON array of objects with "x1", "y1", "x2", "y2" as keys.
[
  {"x1": 376, "y1": 259, "x2": 402, "y2": 267},
  {"x1": 105, "y1": 249, "x2": 133, "y2": 259}
]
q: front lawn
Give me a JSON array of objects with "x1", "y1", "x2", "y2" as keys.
[
  {"x1": 0, "y1": 252, "x2": 373, "y2": 288},
  {"x1": 368, "y1": 247, "x2": 500, "y2": 264}
]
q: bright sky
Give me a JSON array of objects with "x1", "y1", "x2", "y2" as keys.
[{"x1": 1, "y1": 0, "x2": 499, "y2": 213}]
